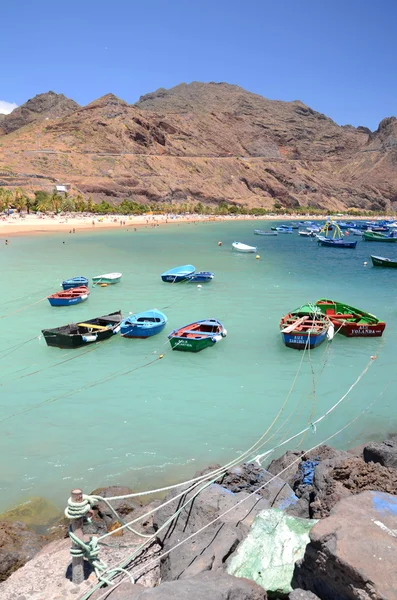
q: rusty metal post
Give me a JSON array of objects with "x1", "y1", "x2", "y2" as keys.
[{"x1": 71, "y1": 488, "x2": 84, "y2": 584}]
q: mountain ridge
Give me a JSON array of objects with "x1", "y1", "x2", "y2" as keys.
[{"x1": 0, "y1": 83, "x2": 396, "y2": 211}]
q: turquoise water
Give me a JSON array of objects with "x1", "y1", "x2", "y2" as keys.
[{"x1": 0, "y1": 221, "x2": 395, "y2": 513}]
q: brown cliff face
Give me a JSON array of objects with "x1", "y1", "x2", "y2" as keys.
[
  {"x1": 0, "y1": 83, "x2": 396, "y2": 211},
  {"x1": 0, "y1": 91, "x2": 80, "y2": 135}
]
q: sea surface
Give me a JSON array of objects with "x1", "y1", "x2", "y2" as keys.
[{"x1": 0, "y1": 220, "x2": 396, "y2": 514}]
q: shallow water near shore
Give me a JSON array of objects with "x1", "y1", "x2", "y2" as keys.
[{"x1": 0, "y1": 220, "x2": 396, "y2": 516}]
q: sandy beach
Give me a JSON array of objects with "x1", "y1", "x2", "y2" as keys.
[{"x1": 0, "y1": 212, "x2": 387, "y2": 237}]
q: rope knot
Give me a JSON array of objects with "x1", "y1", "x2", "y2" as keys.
[{"x1": 64, "y1": 494, "x2": 96, "y2": 520}]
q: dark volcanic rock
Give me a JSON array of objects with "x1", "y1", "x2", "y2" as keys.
[
  {"x1": 289, "y1": 590, "x2": 320, "y2": 600},
  {"x1": 153, "y1": 481, "x2": 270, "y2": 581},
  {"x1": 0, "y1": 91, "x2": 79, "y2": 134},
  {"x1": 0, "y1": 521, "x2": 46, "y2": 582},
  {"x1": 120, "y1": 572, "x2": 267, "y2": 600},
  {"x1": 364, "y1": 436, "x2": 397, "y2": 469},
  {"x1": 310, "y1": 456, "x2": 397, "y2": 518},
  {"x1": 84, "y1": 486, "x2": 143, "y2": 536},
  {"x1": 294, "y1": 491, "x2": 397, "y2": 599}
]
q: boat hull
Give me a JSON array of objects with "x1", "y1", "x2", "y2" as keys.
[
  {"x1": 315, "y1": 299, "x2": 385, "y2": 337},
  {"x1": 363, "y1": 232, "x2": 397, "y2": 242},
  {"x1": 281, "y1": 330, "x2": 328, "y2": 349},
  {"x1": 371, "y1": 255, "x2": 397, "y2": 268},
  {"x1": 232, "y1": 242, "x2": 257, "y2": 253},
  {"x1": 48, "y1": 294, "x2": 88, "y2": 307},
  {"x1": 62, "y1": 277, "x2": 89, "y2": 290},
  {"x1": 121, "y1": 322, "x2": 166, "y2": 338},
  {"x1": 92, "y1": 275, "x2": 122, "y2": 284},
  {"x1": 317, "y1": 238, "x2": 357, "y2": 248},
  {"x1": 161, "y1": 265, "x2": 195, "y2": 283},
  {"x1": 168, "y1": 318, "x2": 226, "y2": 352},
  {"x1": 41, "y1": 310, "x2": 122, "y2": 349},
  {"x1": 254, "y1": 230, "x2": 278, "y2": 236},
  {"x1": 186, "y1": 271, "x2": 214, "y2": 282}
]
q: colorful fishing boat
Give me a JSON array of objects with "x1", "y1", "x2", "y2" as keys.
[
  {"x1": 363, "y1": 231, "x2": 397, "y2": 242},
  {"x1": 186, "y1": 271, "x2": 214, "y2": 282},
  {"x1": 161, "y1": 264, "x2": 195, "y2": 283},
  {"x1": 254, "y1": 230, "x2": 278, "y2": 236},
  {"x1": 280, "y1": 304, "x2": 333, "y2": 350},
  {"x1": 61, "y1": 276, "x2": 89, "y2": 290},
  {"x1": 315, "y1": 299, "x2": 386, "y2": 337},
  {"x1": 168, "y1": 318, "x2": 227, "y2": 352},
  {"x1": 232, "y1": 242, "x2": 257, "y2": 253},
  {"x1": 92, "y1": 272, "x2": 122, "y2": 284},
  {"x1": 120, "y1": 309, "x2": 167, "y2": 338},
  {"x1": 316, "y1": 222, "x2": 357, "y2": 248},
  {"x1": 41, "y1": 310, "x2": 122, "y2": 348},
  {"x1": 371, "y1": 255, "x2": 397, "y2": 268},
  {"x1": 47, "y1": 286, "x2": 89, "y2": 307}
]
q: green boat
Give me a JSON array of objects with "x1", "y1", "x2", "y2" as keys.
[
  {"x1": 371, "y1": 255, "x2": 397, "y2": 267},
  {"x1": 363, "y1": 231, "x2": 397, "y2": 242},
  {"x1": 168, "y1": 318, "x2": 227, "y2": 352},
  {"x1": 315, "y1": 298, "x2": 386, "y2": 337}
]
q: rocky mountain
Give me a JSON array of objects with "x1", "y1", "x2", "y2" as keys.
[
  {"x1": 0, "y1": 91, "x2": 80, "y2": 135},
  {"x1": 0, "y1": 82, "x2": 396, "y2": 211}
]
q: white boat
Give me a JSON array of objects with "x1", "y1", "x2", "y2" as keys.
[
  {"x1": 92, "y1": 272, "x2": 122, "y2": 285},
  {"x1": 299, "y1": 230, "x2": 313, "y2": 237},
  {"x1": 232, "y1": 241, "x2": 257, "y2": 253}
]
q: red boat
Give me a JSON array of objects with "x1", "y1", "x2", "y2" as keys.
[
  {"x1": 315, "y1": 299, "x2": 386, "y2": 337},
  {"x1": 47, "y1": 286, "x2": 90, "y2": 307}
]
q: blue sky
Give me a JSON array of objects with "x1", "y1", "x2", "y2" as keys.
[{"x1": 1, "y1": 0, "x2": 396, "y2": 129}]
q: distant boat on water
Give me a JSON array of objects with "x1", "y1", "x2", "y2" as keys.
[
  {"x1": 186, "y1": 271, "x2": 214, "y2": 282},
  {"x1": 61, "y1": 276, "x2": 89, "y2": 290},
  {"x1": 47, "y1": 286, "x2": 89, "y2": 307},
  {"x1": 92, "y1": 273, "x2": 122, "y2": 284},
  {"x1": 254, "y1": 230, "x2": 278, "y2": 236},
  {"x1": 41, "y1": 310, "x2": 122, "y2": 348},
  {"x1": 232, "y1": 242, "x2": 257, "y2": 253},
  {"x1": 370, "y1": 255, "x2": 397, "y2": 268},
  {"x1": 161, "y1": 265, "x2": 195, "y2": 282}
]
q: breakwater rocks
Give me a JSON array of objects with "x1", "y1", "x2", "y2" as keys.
[{"x1": 1, "y1": 437, "x2": 397, "y2": 599}]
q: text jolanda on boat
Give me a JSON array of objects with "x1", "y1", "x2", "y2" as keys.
[
  {"x1": 280, "y1": 304, "x2": 333, "y2": 350},
  {"x1": 41, "y1": 310, "x2": 122, "y2": 348},
  {"x1": 168, "y1": 318, "x2": 227, "y2": 352},
  {"x1": 120, "y1": 309, "x2": 167, "y2": 338},
  {"x1": 315, "y1": 299, "x2": 386, "y2": 337}
]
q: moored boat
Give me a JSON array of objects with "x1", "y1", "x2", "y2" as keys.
[
  {"x1": 315, "y1": 299, "x2": 386, "y2": 337},
  {"x1": 299, "y1": 230, "x2": 314, "y2": 237},
  {"x1": 161, "y1": 264, "x2": 195, "y2": 283},
  {"x1": 41, "y1": 310, "x2": 122, "y2": 348},
  {"x1": 168, "y1": 318, "x2": 227, "y2": 352},
  {"x1": 316, "y1": 222, "x2": 357, "y2": 248},
  {"x1": 280, "y1": 305, "x2": 333, "y2": 350},
  {"x1": 363, "y1": 231, "x2": 397, "y2": 242},
  {"x1": 120, "y1": 309, "x2": 167, "y2": 338},
  {"x1": 92, "y1": 272, "x2": 122, "y2": 284},
  {"x1": 371, "y1": 255, "x2": 397, "y2": 268},
  {"x1": 232, "y1": 242, "x2": 257, "y2": 253},
  {"x1": 47, "y1": 286, "x2": 90, "y2": 307},
  {"x1": 61, "y1": 276, "x2": 89, "y2": 290},
  {"x1": 186, "y1": 271, "x2": 214, "y2": 282},
  {"x1": 254, "y1": 230, "x2": 278, "y2": 236}
]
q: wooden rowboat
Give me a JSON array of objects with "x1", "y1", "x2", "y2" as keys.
[
  {"x1": 315, "y1": 299, "x2": 386, "y2": 337},
  {"x1": 371, "y1": 255, "x2": 397, "y2": 268}
]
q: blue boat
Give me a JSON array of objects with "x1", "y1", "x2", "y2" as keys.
[
  {"x1": 120, "y1": 309, "x2": 167, "y2": 338},
  {"x1": 47, "y1": 286, "x2": 90, "y2": 307},
  {"x1": 186, "y1": 271, "x2": 214, "y2": 283},
  {"x1": 161, "y1": 265, "x2": 195, "y2": 283},
  {"x1": 316, "y1": 222, "x2": 357, "y2": 248},
  {"x1": 280, "y1": 304, "x2": 333, "y2": 350},
  {"x1": 61, "y1": 276, "x2": 89, "y2": 290}
]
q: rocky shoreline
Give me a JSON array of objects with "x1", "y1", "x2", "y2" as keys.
[{"x1": 1, "y1": 436, "x2": 396, "y2": 599}]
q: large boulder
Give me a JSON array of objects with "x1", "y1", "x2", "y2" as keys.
[
  {"x1": 294, "y1": 491, "x2": 397, "y2": 599},
  {"x1": 153, "y1": 482, "x2": 271, "y2": 581},
  {"x1": 227, "y1": 509, "x2": 317, "y2": 597},
  {"x1": 289, "y1": 590, "x2": 320, "y2": 600},
  {"x1": 310, "y1": 457, "x2": 397, "y2": 518},
  {"x1": 364, "y1": 436, "x2": 397, "y2": 469},
  {"x1": 117, "y1": 572, "x2": 267, "y2": 599},
  {"x1": 0, "y1": 521, "x2": 46, "y2": 582}
]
